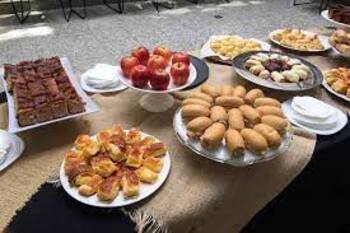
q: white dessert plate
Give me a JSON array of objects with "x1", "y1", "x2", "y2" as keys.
[
  {"x1": 282, "y1": 99, "x2": 347, "y2": 135},
  {"x1": 322, "y1": 79, "x2": 350, "y2": 102},
  {"x1": 269, "y1": 29, "x2": 331, "y2": 52},
  {"x1": 292, "y1": 96, "x2": 335, "y2": 119},
  {"x1": 80, "y1": 72, "x2": 127, "y2": 94},
  {"x1": 60, "y1": 131, "x2": 171, "y2": 208},
  {"x1": 118, "y1": 63, "x2": 197, "y2": 94},
  {"x1": 321, "y1": 10, "x2": 350, "y2": 29},
  {"x1": 0, "y1": 130, "x2": 25, "y2": 171}
]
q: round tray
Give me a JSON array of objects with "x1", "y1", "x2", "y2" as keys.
[
  {"x1": 232, "y1": 51, "x2": 323, "y2": 91},
  {"x1": 322, "y1": 79, "x2": 350, "y2": 102},
  {"x1": 173, "y1": 108, "x2": 293, "y2": 167},
  {"x1": 321, "y1": 10, "x2": 350, "y2": 29}
]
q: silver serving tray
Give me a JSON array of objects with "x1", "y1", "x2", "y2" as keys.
[{"x1": 173, "y1": 108, "x2": 293, "y2": 167}]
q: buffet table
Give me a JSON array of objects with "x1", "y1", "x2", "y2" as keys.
[{"x1": 1, "y1": 31, "x2": 350, "y2": 232}]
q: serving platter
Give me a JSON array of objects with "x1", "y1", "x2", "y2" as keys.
[
  {"x1": 232, "y1": 51, "x2": 323, "y2": 91},
  {"x1": 321, "y1": 10, "x2": 350, "y2": 29},
  {"x1": 1, "y1": 57, "x2": 100, "y2": 133},
  {"x1": 60, "y1": 131, "x2": 171, "y2": 208},
  {"x1": 322, "y1": 79, "x2": 350, "y2": 102},
  {"x1": 330, "y1": 44, "x2": 350, "y2": 58},
  {"x1": 269, "y1": 29, "x2": 331, "y2": 52},
  {"x1": 0, "y1": 129, "x2": 25, "y2": 171},
  {"x1": 173, "y1": 108, "x2": 293, "y2": 167}
]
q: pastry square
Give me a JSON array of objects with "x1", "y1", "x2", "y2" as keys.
[
  {"x1": 90, "y1": 154, "x2": 117, "y2": 177},
  {"x1": 97, "y1": 175, "x2": 121, "y2": 201},
  {"x1": 121, "y1": 170, "x2": 140, "y2": 198},
  {"x1": 125, "y1": 147, "x2": 143, "y2": 168},
  {"x1": 126, "y1": 128, "x2": 142, "y2": 145},
  {"x1": 143, "y1": 142, "x2": 167, "y2": 158},
  {"x1": 135, "y1": 167, "x2": 158, "y2": 183},
  {"x1": 143, "y1": 157, "x2": 163, "y2": 173}
]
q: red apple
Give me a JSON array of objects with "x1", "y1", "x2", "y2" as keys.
[
  {"x1": 153, "y1": 46, "x2": 172, "y2": 63},
  {"x1": 170, "y1": 62, "x2": 190, "y2": 86},
  {"x1": 130, "y1": 65, "x2": 150, "y2": 88},
  {"x1": 147, "y1": 55, "x2": 167, "y2": 71},
  {"x1": 132, "y1": 47, "x2": 150, "y2": 66},
  {"x1": 172, "y1": 52, "x2": 190, "y2": 65},
  {"x1": 120, "y1": 56, "x2": 140, "y2": 78},
  {"x1": 150, "y1": 69, "x2": 170, "y2": 90}
]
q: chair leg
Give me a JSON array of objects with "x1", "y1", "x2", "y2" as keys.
[
  {"x1": 151, "y1": 1, "x2": 174, "y2": 13},
  {"x1": 103, "y1": 0, "x2": 124, "y2": 13},
  {"x1": 11, "y1": 0, "x2": 31, "y2": 24}
]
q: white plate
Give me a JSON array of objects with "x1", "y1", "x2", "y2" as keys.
[
  {"x1": 118, "y1": 63, "x2": 197, "y2": 94},
  {"x1": 1, "y1": 57, "x2": 100, "y2": 133},
  {"x1": 282, "y1": 99, "x2": 347, "y2": 135},
  {"x1": 60, "y1": 131, "x2": 171, "y2": 208},
  {"x1": 269, "y1": 29, "x2": 331, "y2": 52},
  {"x1": 330, "y1": 45, "x2": 350, "y2": 58},
  {"x1": 200, "y1": 35, "x2": 271, "y2": 61},
  {"x1": 80, "y1": 72, "x2": 128, "y2": 94},
  {"x1": 173, "y1": 108, "x2": 293, "y2": 167},
  {"x1": 322, "y1": 79, "x2": 350, "y2": 102},
  {"x1": 321, "y1": 10, "x2": 350, "y2": 29},
  {"x1": 0, "y1": 130, "x2": 25, "y2": 171}
]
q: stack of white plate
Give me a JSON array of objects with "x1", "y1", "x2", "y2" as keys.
[
  {"x1": 282, "y1": 96, "x2": 348, "y2": 135},
  {"x1": 0, "y1": 130, "x2": 25, "y2": 171}
]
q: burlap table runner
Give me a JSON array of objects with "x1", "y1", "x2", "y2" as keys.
[{"x1": 1, "y1": 43, "x2": 348, "y2": 232}]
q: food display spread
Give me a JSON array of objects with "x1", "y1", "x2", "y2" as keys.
[
  {"x1": 330, "y1": 29, "x2": 350, "y2": 55},
  {"x1": 271, "y1": 29, "x2": 324, "y2": 51},
  {"x1": 180, "y1": 84, "x2": 289, "y2": 155},
  {"x1": 328, "y1": 4, "x2": 350, "y2": 25},
  {"x1": 324, "y1": 67, "x2": 350, "y2": 98},
  {"x1": 244, "y1": 53, "x2": 311, "y2": 83},
  {"x1": 63, "y1": 125, "x2": 167, "y2": 201},
  {"x1": 3, "y1": 57, "x2": 86, "y2": 127},
  {"x1": 210, "y1": 35, "x2": 262, "y2": 59}
]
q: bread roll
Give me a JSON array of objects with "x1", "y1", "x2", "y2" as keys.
[
  {"x1": 254, "y1": 97, "x2": 281, "y2": 107},
  {"x1": 200, "y1": 122, "x2": 226, "y2": 149},
  {"x1": 228, "y1": 108, "x2": 245, "y2": 131},
  {"x1": 261, "y1": 115, "x2": 288, "y2": 134},
  {"x1": 220, "y1": 85, "x2": 233, "y2": 96},
  {"x1": 182, "y1": 98, "x2": 211, "y2": 108},
  {"x1": 181, "y1": 104, "x2": 210, "y2": 119},
  {"x1": 256, "y1": 106, "x2": 284, "y2": 117},
  {"x1": 215, "y1": 96, "x2": 244, "y2": 108},
  {"x1": 225, "y1": 129, "x2": 245, "y2": 155},
  {"x1": 189, "y1": 92, "x2": 214, "y2": 104},
  {"x1": 186, "y1": 117, "x2": 213, "y2": 138},
  {"x1": 210, "y1": 106, "x2": 228, "y2": 125},
  {"x1": 239, "y1": 105, "x2": 261, "y2": 125},
  {"x1": 233, "y1": 85, "x2": 247, "y2": 98},
  {"x1": 244, "y1": 89, "x2": 264, "y2": 104},
  {"x1": 200, "y1": 84, "x2": 220, "y2": 98},
  {"x1": 253, "y1": 123, "x2": 281, "y2": 148},
  {"x1": 240, "y1": 128, "x2": 268, "y2": 153}
]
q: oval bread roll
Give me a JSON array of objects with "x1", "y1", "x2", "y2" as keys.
[
  {"x1": 253, "y1": 123, "x2": 282, "y2": 148},
  {"x1": 186, "y1": 117, "x2": 213, "y2": 138},
  {"x1": 241, "y1": 128, "x2": 268, "y2": 153},
  {"x1": 228, "y1": 108, "x2": 245, "y2": 131},
  {"x1": 210, "y1": 106, "x2": 228, "y2": 125},
  {"x1": 182, "y1": 98, "x2": 211, "y2": 108},
  {"x1": 189, "y1": 92, "x2": 214, "y2": 104},
  {"x1": 256, "y1": 106, "x2": 284, "y2": 117},
  {"x1": 254, "y1": 97, "x2": 281, "y2": 107},
  {"x1": 220, "y1": 85, "x2": 233, "y2": 96},
  {"x1": 215, "y1": 96, "x2": 244, "y2": 108},
  {"x1": 233, "y1": 85, "x2": 247, "y2": 98},
  {"x1": 245, "y1": 89, "x2": 264, "y2": 104},
  {"x1": 181, "y1": 104, "x2": 210, "y2": 119},
  {"x1": 225, "y1": 129, "x2": 245, "y2": 155},
  {"x1": 239, "y1": 105, "x2": 261, "y2": 125},
  {"x1": 261, "y1": 115, "x2": 288, "y2": 134},
  {"x1": 200, "y1": 84, "x2": 220, "y2": 98},
  {"x1": 200, "y1": 122, "x2": 226, "y2": 149}
]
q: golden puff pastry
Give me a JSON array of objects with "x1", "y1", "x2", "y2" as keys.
[
  {"x1": 186, "y1": 116, "x2": 213, "y2": 138},
  {"x1": 244, "y1": 89, "x2": 264, "y2": 104},
  {"x1": 210, "y1": 106, "x2": 228, "y2": 125},
  {"x1": 143, "y1": 157, "x2": 163, "y2": 173},
  {"x1": 67, "y1": 163, "x2": 93, "y2": 184},
  {"x1": 225, "y1": 129, "x2": 245, "y2": 155},
  {"x1": 233, "y1": 85, "x2": 247, "y2": 98},
  {"x1": 254, "y1": 97, "x2": 281, "y2": 108},
  {"x1": 105, "y1": 142, "x2": 126, "y2": 162},
  {"x1": 64, "y1": 150, "x2": 86, "y2": 174},
  {"x1": 200, "y1": 122, "x2": 226, "y2": 149},
  {"x1": 97, "y1": 130, "x2": 112, "y2": 152},
  {"x1": 143, "y1": 142, "x2": 167, "y2": 158},
  {"x1": 110, "y1": 124, "x2": 127, "y2": 138},
  {"x1": 256, "y1": 106, "x2": 284, "y2": 117},
  {"x1": 189, "y1": 92, "x2": 214, "y2": 104},
  {"x1": 90, "y1": 154, "x2": 117, "y2": 177},
  {"x1": 215, "y1": 96, "x2": 244, "y2": 109},
  {"x1": 182, "y1": 98, "x2": 211, "y2": 108},
  {"x1": 76, "y1": 173, "x2": 103, "y2": 196},
  {"x1": 253, "y1": 123, "x2": 282, "y2": 148},
  {"x1": 220, "y1": 85, "x2": 233, "y2": 96},
  {"x1": 121, "y1": 170, "x2": 140, "y2": 198},
  {"x1": 261, "y1": 115, "x2": 288, "y2": 134},
  {"x1": 240, "y1": 128, "x2": 268, "y2": 154},
  {"x1": 125, "y1": 147, "x2": 143, "y2": 168},
  {"x1": 239, "y1": 105, "x2": 261, "y2": 125},
  {"x1": 228, "y1": 108, "x2": 245, "y2": 131},
  {"x1": 200, "y1": 84, "x2": 220, "y2": 98},
  {"x1": 126, "y1": 128, "x2": 142, "y2": 145},
  {"x1": 97, "y1": 175, "x2": 121, "y2": 201},
  {"x1": 75, "y1": 135, "x2": 100, "y2": 159},
  {"x1": 331, "y1": 79, "x2": 348, "y2": 94},
  {"x1": 181, "y1": 104, "x2": 210, "y2": 119},
  {"x1": 135, "y1": 166, "x2": 158, "y2": 183}
]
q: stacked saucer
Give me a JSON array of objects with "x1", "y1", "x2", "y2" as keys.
[
  {"x1": 0, "y1": 130, "x2": 25, "y2": 171},
  {"x1": 282, "y1": 96, "x2": 347, "y2": 135}
]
